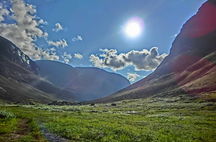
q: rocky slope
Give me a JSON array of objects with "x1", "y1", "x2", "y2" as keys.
[
  {"x1": 0, "y1": 36, "x2": 76, "y2": 104},
  {"x1": 94, "y1": 0, "x2": 216, "y2": 103},
  {"x1": 36, "y1": 60, "x2": 130, "y2": 101}
]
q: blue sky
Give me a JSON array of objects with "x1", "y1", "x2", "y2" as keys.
[{"x1": 0, "y1": 0, "x2": 207, "y2": 82}]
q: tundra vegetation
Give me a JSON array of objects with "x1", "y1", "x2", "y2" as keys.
[{"x1": 0, "y1": 96, "x2": 216, "y2": 142}]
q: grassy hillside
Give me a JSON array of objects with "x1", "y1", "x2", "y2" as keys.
[
  {"x1": 0, "y1": 96, "x2": 216, "y2": 142},
  {"x1": 0, "y1": 75, "x2": 55, "y2": 104}
]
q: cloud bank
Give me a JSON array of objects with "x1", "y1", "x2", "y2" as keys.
[
  {"x1": 90, "y1": 47, "x2": 167, "y2": 71},
  {"x1": 0, "y1": 0, "x2": 59, "y2": 60}
]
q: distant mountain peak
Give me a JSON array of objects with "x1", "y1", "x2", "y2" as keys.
[{"x1": 36, "y1": 60, "x2": 130, "y2": 101}]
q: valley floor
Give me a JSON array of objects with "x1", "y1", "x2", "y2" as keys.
[{"x1": 0, "y1": 96, "x2": 216, "y2": 142}]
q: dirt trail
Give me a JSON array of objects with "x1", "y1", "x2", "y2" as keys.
[
  {"x1": 0, "y1": 118, "x2": 69, "y2": 142},
  {"x1": 5, "y1": 119, "x2": 32, "y2": 141},
  {"x1": 16, "y1": 119, "x2": 30, "y2": 135}
]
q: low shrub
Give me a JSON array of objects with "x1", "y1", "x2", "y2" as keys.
[{"x1": 0, "y1": 110, "x2": 16, "y2": 119}]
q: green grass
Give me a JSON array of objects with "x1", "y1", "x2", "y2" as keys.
[
  {"x1": 0, "y1": 107, "x2": 46, "y2": 142},
  {"x1": 0, "y1": 97, "x2": 216, "y2": 142}
]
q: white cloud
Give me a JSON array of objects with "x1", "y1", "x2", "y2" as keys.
[
  {"x1": 61, "y1": 52, "x2": 83, "y2": 64},
  {"x1": 0, "y1": 5, "x2": 9, "y2": 22},
  {"x1": 72, "y1": 35, "x2": 83, "y2": 42},
  {"x1": 74, "y1": 53, "x2": 83, "y2": 59},
  {"x1": 127, "y1": 73, "x2": 140, "y2": 82},
  {"x1": 38, "y1": 49, "x2": 59, "y2": 60},
  {"x1": 63, "y1": 52, "x2": 73, "y2": 59},
  {"x1": 38, "y1": 19, "x2": 48, "y2": 25},
  {"x1": 49, "y1": 47, "x2": 56, "y2": 52},
  {"x1": 90, "y1": 47, "x2": 167, "y2": 71},
  {"x1": 62, "y1": 52, "x2": 72, "y2": 63},
  {"x1": 0, "y1": 0, "x2": 58, "y2": 60},
  {"x1": 47, "y1": 39, "x2": 68, "y2": 48},
  {"x1": 53, "y1": 23, "x2": 63, "y2": 32}
]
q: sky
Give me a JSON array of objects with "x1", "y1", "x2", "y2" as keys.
[{"x1": 0, "y1": 0, "x2": 207, "y2": 82}]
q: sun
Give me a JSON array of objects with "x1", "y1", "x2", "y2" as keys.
[
  {"x1": 124, "y1": 17, "x2": 144, "y2": 38},
  {"x1": 125, "y1": 22, "x2": 141, "y2": 38}
]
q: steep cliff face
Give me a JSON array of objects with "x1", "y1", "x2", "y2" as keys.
[
  {"x1": 95, "y1": 0, "x2": 216, "y2": 103},
  {"x1": 154, "y1": 0, "x2": 216, "y2": 75}
]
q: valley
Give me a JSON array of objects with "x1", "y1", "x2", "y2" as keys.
[
  {"x1": 0, "y1": 0, "x2": 216, "y2": 141},
  {"x1": 0, "y1": 96, "x2": 216, "y2": 142}
]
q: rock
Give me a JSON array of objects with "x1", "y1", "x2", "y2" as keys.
[{"x1": 111, "y1": 103, "x2": 117, "y2": 106}]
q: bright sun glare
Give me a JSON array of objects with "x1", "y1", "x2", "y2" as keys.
[{"x1": 124, "y1": 17, "x2": 143, "y2": 38}]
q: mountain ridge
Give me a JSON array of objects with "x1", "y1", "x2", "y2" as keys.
[{"x1": 36, "y1": 60, "x2": 130, "y2": 101}]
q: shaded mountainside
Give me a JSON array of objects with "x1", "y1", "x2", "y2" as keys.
[
  {"x1": 0, "y1": 37, "x2": 38, "y2": 74},
  {"x1": 36, "y1": 60, "x2": 130, "y2": 101},
  {"x1": 0, "y1": 36, "x2": 76, "y2": 104},
  {"x1": 94, "y1": 0, "x2": 216, "y2": 103}
]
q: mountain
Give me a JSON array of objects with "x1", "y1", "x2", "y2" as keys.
[
  {"x1": 94, "y1": 0, "x2": 216, "y2": 103},
  {"x1": 36, "y1": 60, "x2": 130, "y2": 101},
  {"x1": 0, "y1": 36, "x2": 76, "y2": 104}
]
